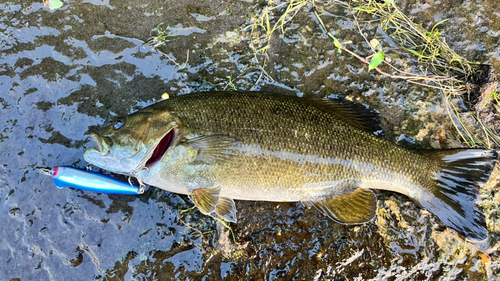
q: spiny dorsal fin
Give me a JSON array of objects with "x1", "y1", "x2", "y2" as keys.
[
  {"x1": 190, "y1": 186, "x2": 221, "y2": 215},
  {"x1": 215, "y1": 197, "x2": 237, "y2": 222},
  {"x1": 302, "y1": 98, "x2": 382, "y2": 134},
  {"x1": 304, "y1": 188, "x2": 377, "y2": 224}
]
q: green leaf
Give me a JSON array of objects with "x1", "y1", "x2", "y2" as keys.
[
  {"x1": 333, "y1": 38, "x2": 342, "y2": 53},
  {"x1": 369, "y1": 52, "x2": 385, "y2": 71},
  {"x1": 431, "y1": 18, "x2": 449, "y2": 33},
  {"x1": 483, "y1": 91, "x2": 498, "y2": 108},
  {"x1": 333, "y1": 38, "x2": 340, "y2": 48},
  {"x1": 407, "y1": 48, "x2": 422, "y2": 57}
]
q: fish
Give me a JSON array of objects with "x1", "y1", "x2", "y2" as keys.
[{"x1": 84, "y1": 91, "x2": 497, "y2": 240}]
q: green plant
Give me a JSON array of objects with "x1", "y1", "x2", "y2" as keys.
[
  {"x1": 224, "y1": 74, "x2": 238, "y2": 91},
  {"x1": 147, "y1": 24, "x2": 189, "y2": 69},
  {"x1": 148, "y1": 23, "x2": 180, "y2": 49},
  {"x1": 482, "y1": 90, "x2": 499, "y2": 109}
]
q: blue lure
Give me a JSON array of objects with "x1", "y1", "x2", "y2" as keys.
[{"x1": 48, "y1": 166, "x2": 141, "y2": 195}]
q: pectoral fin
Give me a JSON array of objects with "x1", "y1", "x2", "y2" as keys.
[
  {"x1": 183, "y1": 135, "x2": 237, "y2": 164},
  {"x1": 189, "y1": 186, "x2": 221, "y2": 215},
  {"x1": 215, "y1": 197, "x2": 237, "y2": 222},
  {"x1": 304, "y1": 188, "x2": 377, "y2": 224}
]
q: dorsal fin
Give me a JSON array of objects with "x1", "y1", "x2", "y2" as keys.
[{"x1": 302, "y1": 98, "x2": 382, "y2": 134}]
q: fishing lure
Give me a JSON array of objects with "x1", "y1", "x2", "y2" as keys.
[{"x1": 44, "y1": 166, "x2": 142, "y2": 195}]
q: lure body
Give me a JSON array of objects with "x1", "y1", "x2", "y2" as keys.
[{"x1": 50, "y1": 166, "x2": 140, "y2": 195}]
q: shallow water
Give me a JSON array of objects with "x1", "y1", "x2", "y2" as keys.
[{"x1": 1, "y1": 0, "x2": 500, "y2": 280}]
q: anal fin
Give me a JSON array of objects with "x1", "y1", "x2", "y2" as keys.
[
  {"x1": 304, "y1": 188, "x2": 377, "y2": 224},
  {"x1": 189, "y1": 186, "x2": 221, "y2": 215}
]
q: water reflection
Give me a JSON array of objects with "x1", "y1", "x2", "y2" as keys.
[{"x1": 0, "y1": 1, "x2": 195, "y2": 278}]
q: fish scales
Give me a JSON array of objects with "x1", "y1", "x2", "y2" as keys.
[{"x1": 145, "y1": 93, "x2": 425, "y2": 198}]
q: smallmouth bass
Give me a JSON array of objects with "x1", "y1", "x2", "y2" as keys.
[{"x1": 84, "y1": 91, "x2": 497, "y2": 240}]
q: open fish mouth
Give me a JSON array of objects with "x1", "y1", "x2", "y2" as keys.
[{"x1": 145, "y1": 129, "x2": 176, "y2": 169}]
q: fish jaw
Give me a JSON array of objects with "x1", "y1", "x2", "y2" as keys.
[
  {"x1": 84, "y1": 130, "x2": 149, "y2": 174},
  {"x1": 84, "y1": 127, "x2": 179, "y2": 175},
  {"x1": 83, "y1": 145, "x2": 140, "y2": 175},
  {"x1": 89, "y1": 133, "x2": 112, "y2": 155}
]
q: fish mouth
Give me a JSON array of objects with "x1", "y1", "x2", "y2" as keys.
[
  {"x1": 90, "y1": 133, "x2": 103, "y2": 153},
  {"x1": 145, "y1": 128, "x2": 177, "y2": 169},
  {"x1": 89, "y1": 133, "x2": 112, "y2": 155}
]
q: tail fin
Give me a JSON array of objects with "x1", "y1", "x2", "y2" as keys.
[{"x1": 420, "y1": 149, "x2": 497, "y2": 241}]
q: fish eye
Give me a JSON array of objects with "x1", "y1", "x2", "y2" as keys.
[{"x1": 113, "y1": 120, "x2": 124, "y2": 130}]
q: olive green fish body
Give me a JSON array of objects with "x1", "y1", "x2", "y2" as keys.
[
  {"x1": 84, "y1": 91, "x2": 497, "y2": 240},
  {"x1": 142, "y1": 93, "x2": 429, "y2": 198}
]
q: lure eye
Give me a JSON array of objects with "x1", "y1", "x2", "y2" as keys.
[{"x1": 113, "y1": 120, "x2": 124, "y2": 130}]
